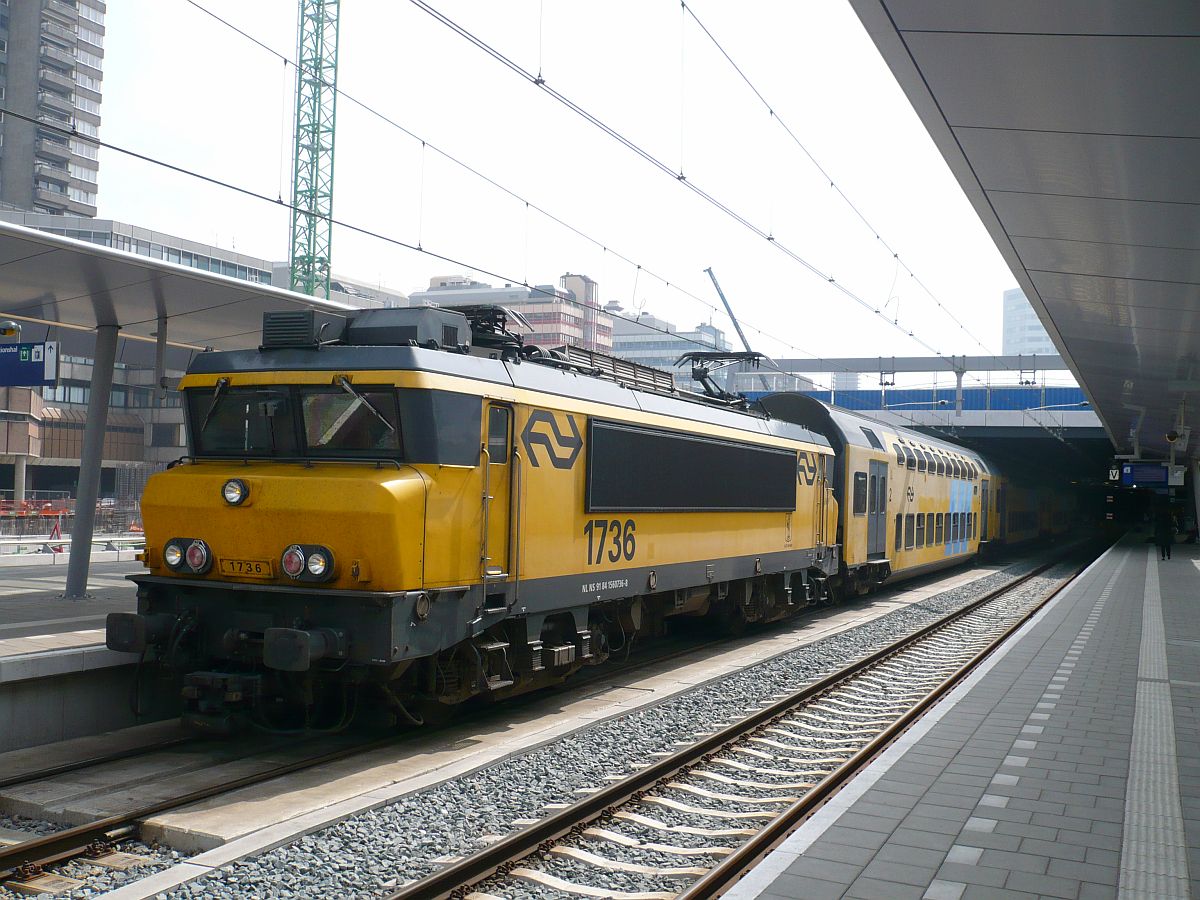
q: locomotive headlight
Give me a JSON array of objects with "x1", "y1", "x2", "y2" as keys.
[
  {"x1": 282, "y1": 545, "x2": 306, "y2": 579},
  {"x1": 222, "y1": 479, "x2": 249, "y2": 506},
  {"x1": 306, "y1": 551, "x2": 329, "y2": 577},
  {"x1": 163, "y1": 541, "x2": 184, "y2": 569}
]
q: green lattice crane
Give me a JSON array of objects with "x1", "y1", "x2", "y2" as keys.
[{"x1": 289, "y1": 0, "x2": 341, "y2": 298}]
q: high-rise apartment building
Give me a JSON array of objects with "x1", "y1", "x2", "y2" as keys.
[
  {"x1": 1002, "y1": 287, "x2": 1057, "y2": 356},
  {"x1": 0, "y1": 0, "x2": 105, "y2": 217}
]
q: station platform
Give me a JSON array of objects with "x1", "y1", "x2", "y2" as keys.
[
  {"x1": 0, "y1": 559, "x2": 138, "y2": 647},
  {"x1": 730, "y1": 536, "x2": 1197, "y2": 900},
  {"x1": 0, "y1": 560, "x2": 153, "y2": 751}
]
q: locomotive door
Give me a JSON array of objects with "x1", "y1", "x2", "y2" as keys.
[
  {"x1": 482, "y1": 403, "x2": 513, "y2": 581},
  {"x1": 867, "y1": 460, "x2": 888, "y2": 559}
]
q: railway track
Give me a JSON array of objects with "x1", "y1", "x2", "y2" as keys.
[
  {"x1": 386, "y1": 547, "x2": 1095, "y2": 900},
  {"x1": 0, "y1": 731, "x2": 399, "y2": 891},
  {"x1": 0, "y1": 621, "x2": 771, "y2": 895}
]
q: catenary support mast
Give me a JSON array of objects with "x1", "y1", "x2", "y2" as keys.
[{"x1": 289, "y1": 0, "x2": 341, "y2": 298}]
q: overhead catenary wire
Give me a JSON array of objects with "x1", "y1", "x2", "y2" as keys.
[
  {"x1": 3, "y1": 107, "x2": 817, "y2": 386},
  {"x1": 175, "y1": 0, "x2": 862, "y2": 391},
  {"x1": 678, "y1": 0, "x2": 1004, "y2": 364},
  {"x1": 404, "y1": 0, "x2": 992, "y2": 389}
]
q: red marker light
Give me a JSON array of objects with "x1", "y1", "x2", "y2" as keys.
[
  {"x1": 282, "y1": 545, "x2": 306, "y2": 579},
  {"x1": 185, "y1": 541, "x2": 209, "y2": 572}
]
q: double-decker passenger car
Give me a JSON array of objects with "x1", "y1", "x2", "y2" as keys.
[{"x1": 759, "y1": 394, "x2": 989, "y2": 595}]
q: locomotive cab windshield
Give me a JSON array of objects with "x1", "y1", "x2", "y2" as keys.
[{"x1": 188, "y1": 384, "x2": 404, "y2": 459}]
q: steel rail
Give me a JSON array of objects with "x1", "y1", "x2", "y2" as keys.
[
  {"x1": 0, "y1": 736, "x2": 194, "y2": 792},
  {"x1": 679, "y1": 558, "x2": 1089, "y2": 898},
  {"x1": 0, "y1": 626, "x2": 752, "y2": 885},
  {"x1": 0, "y1": 732, "x2": 402, "y2": 881},
  {"x1": 385, "y1": 547, "x2": 1094, "y2": 900}
]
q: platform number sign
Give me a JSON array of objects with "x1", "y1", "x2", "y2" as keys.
[{"x1": 0, "y1": 341, "x2": 58, "y2": 387}]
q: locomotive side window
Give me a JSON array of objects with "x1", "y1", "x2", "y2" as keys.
[
  {"x1": 853, "y1": 472, "x2": 868, "y2": 515},
  {"x1": 935, "y1": 455, "x2": 945, "y2": 476},
  {"x1": 916, "y1": 451, "x2": 927, "y2": 473},
  {"x1": 487, "y1": 406, "x2": 510, "y2": 463},
  {"x1": 904, "y1": 514, "x2": 915, "y2": 549},
  {"x1": 904, "y1": 448, "x2": 917, "y2": 469},
  {"x1": 893, "y1": 443, "x2": 904, "y2": 466},
  {"x1": 936, "y1": 512, "x2": 944, "y2": 544},
  {"x1": 916, "y1": 514, "x2": 926, "y2": 548}
]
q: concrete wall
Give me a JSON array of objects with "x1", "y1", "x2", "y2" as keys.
[{"x1": 0, "y1": 648, "x2": 178, "y2": 753}]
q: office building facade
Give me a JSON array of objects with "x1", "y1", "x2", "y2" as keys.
[
  {"x1": 409, "y1": 274, "x2": 613, "y2": 353},
  {"x1": 0, "y1": 0, "x2": 105, "y2": 217},
  {"x1": 1002, "y1": 287, "x2": 1057, "y2": 356}
]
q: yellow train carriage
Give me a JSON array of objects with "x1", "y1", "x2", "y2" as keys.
[
  {"x1": 110, "y1": 307, "x2": 838, "y2": 730},
  {"x1": 759, "y1": 394, "x2": 987, "y2": 594},
  {"x1": 990, "y1": 479, "x2": 1074, "y2": 545}
]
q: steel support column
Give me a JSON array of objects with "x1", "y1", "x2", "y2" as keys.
[{"x1": 64, "y1": 324, "x2": 118, "y2": 600}]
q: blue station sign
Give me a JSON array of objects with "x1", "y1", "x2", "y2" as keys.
[{"x1": 0, "y1": 341, "x2": 58, "y2": 387}]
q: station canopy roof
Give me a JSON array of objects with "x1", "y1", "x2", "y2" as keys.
[
  {"x1": 851, "y1": 1, "x2": 1200, "y2": 462},
  {"x1": 0, "y1": 219, "x2": 355, "y2": 355}
]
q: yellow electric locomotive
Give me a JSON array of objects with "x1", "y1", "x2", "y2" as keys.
[{"x1": 108, "y1": 307, "x2": 838, "y2": 731}]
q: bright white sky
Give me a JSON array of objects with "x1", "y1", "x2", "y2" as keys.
[{"x1": 97, "y1": 1, "x2": 1044, "y2": 390}]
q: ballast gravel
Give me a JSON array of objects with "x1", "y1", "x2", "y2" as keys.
[
  {"x1": 136, "y1": 557, "x2": 1055, "y2": 899},
  {"x1": 0, "y1": 840, "x2": 178, "y2": 900}
]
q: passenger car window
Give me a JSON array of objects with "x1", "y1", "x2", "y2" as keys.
[{"x1": 853, "y1": 472, "x2": 868, "y2": 515}]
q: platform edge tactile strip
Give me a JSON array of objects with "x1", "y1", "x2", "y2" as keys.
[{"x1": 1118, "y1": 549, "x2": 1188, "y2": 898}]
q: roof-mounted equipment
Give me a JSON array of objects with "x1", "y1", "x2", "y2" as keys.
[
  {"x1": 534, "y1": 344, "x2": 676, "y2": 393},
  {"x1": 675, "y1": 351, "x2": 765, "y2": 404},
  {"x1": 344, "y1": 307, "x2": 470, "y2": 350},
  {"x1": 451, "y1": 305, "x2": 529, "y2": 356},
  {"x1": 261, "y1": 309, "x2": 348, "y2": 349}
]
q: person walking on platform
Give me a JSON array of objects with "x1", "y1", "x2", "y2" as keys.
[{"x1": 1155, "y1": 511, "x2": 1174, "y2": 560}]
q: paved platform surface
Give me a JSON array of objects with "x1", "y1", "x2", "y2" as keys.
[
  {"x1": 0, "y1": 560, "x2": 139, "y2": 651},
  {"x1": 730, "y1": 536, "x2": 1196, "y2": 900}
]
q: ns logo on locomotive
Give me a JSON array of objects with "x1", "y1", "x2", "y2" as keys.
[{"x1": 107, "y1": 305, "x2": 1065, "y2": 732}]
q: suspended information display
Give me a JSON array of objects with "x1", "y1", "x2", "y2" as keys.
[{"x1": 0, "y1": 341, "x2": 58, "y2": 387}]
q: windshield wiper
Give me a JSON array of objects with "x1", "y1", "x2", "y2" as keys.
[
  {"x1": 338, "y1": 376, "x2": 396, "y2": 433},
  {"x1": 199, "y1": 377, "x2": 230, "y2": 434}
]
